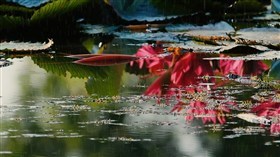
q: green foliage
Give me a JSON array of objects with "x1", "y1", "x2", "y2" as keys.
[
  {"x1": 0, "y1": 15, "x2": 28, "y2": 31},
  {"x1": 30, "y1": 0, "x2": 90, "y2": 23},
  {"x1": 0, "y1": 5, "x2": 34, "y2": 17}
]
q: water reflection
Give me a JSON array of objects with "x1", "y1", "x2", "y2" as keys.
[
  {"x1": 127, "y1": 43, "x2": 280, "y2": 135},
  {"x1": 1, "y1": 54, "x2": 277, "y2": 156},
  {"x1": 1, "y1": 42, "x2": 279, "y2": 156}
]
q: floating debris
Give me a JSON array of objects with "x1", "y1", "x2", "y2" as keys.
[
  {"x1": 78, "y1": 119, "x2": 117, "y2": 125},
  {"x1": 89, "y1": 136, "x2": 153, "y2": 142},
  {"x1": 232, "y1": 126, "x2": 266, "y2": 134},
  {"x1": 237, "y1": 113, "x2": 271, "y2": 125}
]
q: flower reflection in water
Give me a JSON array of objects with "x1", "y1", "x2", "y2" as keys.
[
  {"x1": 130, "y1": 44, "x2": 233, "y2": 124},
  {"x1": 178, "y1": 100, "x2": 231, "y2": 124},
  {"x1": 130, "y1": 43, "x2": 172, "y2": 75},
  {"x1": 219, "y1": 54, "x2": 269, "y2": 76},
  {"x1": 252, "y1": 100, "x2": 280, "y2": 134},
  {"x1": 130, "y1": 43, "x2": 279, "y2": 133}
]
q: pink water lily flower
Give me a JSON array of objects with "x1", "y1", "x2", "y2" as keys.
[{"x1": 132, "y1": 45, "x2": 215, "y2": 97}]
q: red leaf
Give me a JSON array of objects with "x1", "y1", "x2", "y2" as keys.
[
  {"x1": 74, "y1": 54, "x2": 139, "y2": 66},
  {"x1": 66, "y1": 54, "x2": 102, "y2": 59}
]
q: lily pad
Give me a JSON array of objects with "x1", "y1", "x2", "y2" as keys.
[
  {"x1": 204, "y1": 51, "x2": 279, "y2": 60},
  {"x1": 106, "y1": 0, "x2": 177, "y2": 21},
  {"x1": 269, "y1": 60, "x2": 280, "y2": 79},
  {"x1": 0, "y1": 39, "x2": 53, "y2": 51},
  {"x1": 6, "y1": 0, "x2": 49, "y2": 8},
  {"x1": 272, "y1": 0, "x2": 280, "y2": 12},
  {"x1": 167, "y1": 21, "x2": 235, "y2": 36},
  {"x1": 237, "y1": 27, "x2": 280, "y2": 45},
  {"x1": 30, "y1": 0, "x2": 89, "y2": 23}
]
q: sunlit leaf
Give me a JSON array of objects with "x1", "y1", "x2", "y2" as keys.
[
  {"x1": 0, "y1": 39, "x2": 53, "y2": 51},
  {"x1": 30, "y1": 0, "x2": 90, "y2": 23},
  {"x1": 74, "y1": 54, "x2": 139, "y2": 66}
]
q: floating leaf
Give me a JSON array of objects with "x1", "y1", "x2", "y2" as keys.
[
  {"x1": 204, "y1": 51, "x2": 280, "y2": 60},
  {"x1": 0, "y1": 39, "x2": 53, "y2": 51},
  {"x1": 237, "y1": 28, "x2": 280, "y2": 45},
  {"x1": 166, "y1": 21, "x2": 234, "y2": 33},
  {"x1": 74, "y1": 54, "x2": 139, "y2": 66}
]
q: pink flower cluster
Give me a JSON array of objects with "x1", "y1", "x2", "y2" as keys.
[{"x1": 131, "y1": 44, "x2": 270, "y2": 125}]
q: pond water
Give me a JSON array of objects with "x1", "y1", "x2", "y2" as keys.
[
  {"x1": 1, "y1": 1, "x2": 280, "y2": 156},
  {"x1": 1, "y1": 34, "x2": 280, "y2": 157}
]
